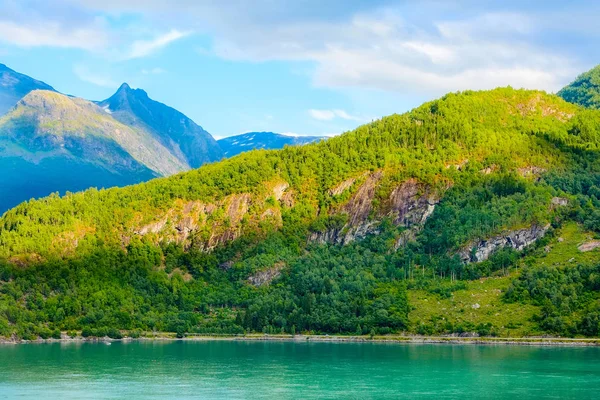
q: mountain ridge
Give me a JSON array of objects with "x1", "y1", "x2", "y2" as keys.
[
  {"x1": 0, "y1": 63, "x2": 55, "y2": 116},
  {"x1": 0, "y1": 65, "x2": 222, "y2": 213},
  {"x1": 99, "y1": 83, "x2": 222, "y2": 168},
  {"x1": 218, "y1": 131, "x2": 324, "y2": 157}
]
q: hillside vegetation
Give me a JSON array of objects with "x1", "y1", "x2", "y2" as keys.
[
  {"x1": 559, "y1": 65, "x2": 600, "y2": 109},
  {"x1": 1, "y1": 87, "x2": 600, "y2": 340}
]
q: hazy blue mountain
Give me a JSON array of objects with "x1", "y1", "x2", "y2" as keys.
[
  {"x1": 0, "y1": 66, "x2": 226, "y2": 213},
  {"x1": 218, "y1": 131, "x2": 324, "y2": 157},
  {"x1": 0, "y1": 63, "x2": 55, "y2": 116},
  {"x1": 0, "y1": 89, "x2": 184, "y2": 213},
  {"x1": 99, "y1": 83, "x2": 223, "y2": 168}
]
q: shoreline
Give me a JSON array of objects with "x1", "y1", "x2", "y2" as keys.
[{"x1": 1, "y1": 333, "x2": 599, "y2": 347}]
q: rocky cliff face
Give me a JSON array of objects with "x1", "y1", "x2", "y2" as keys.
[
  {"x1": 248, "y1": 262, "x2": 286, "y2": 287},
  {"x1": 459, "y1": 224, "x2": 550, "y2": 263},
  {"x1": 309, "y1": 174, "x2": 441, "y2": 245},
  {"x1": 132, "y1": 171, "x2": 442, "y2": 252},
  {"x1": 134, "y1": 181, "x2": 292, "y2": 250}
]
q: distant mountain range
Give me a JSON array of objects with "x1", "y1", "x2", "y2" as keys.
[
  {"x1": 0, "y1": 64, "x2": 328, "y2": 213},
  {"x1": 218, "y1": 131, "x2": 324, "y2": 157}
]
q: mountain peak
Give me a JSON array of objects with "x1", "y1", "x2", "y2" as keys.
[
  {"x1": 117, "y1": 82, "x2": 132, "y2": 92},
  {"x1": 111, "y1": 82, "x2": 149, "y2": 102},
  {"x1": 98, "y1": 83, "x2": 222, "y2": 168}
]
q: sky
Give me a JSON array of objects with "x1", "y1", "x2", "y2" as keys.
[{"x1": 1, "y1": 0, "x2": 599, "y2": 138}]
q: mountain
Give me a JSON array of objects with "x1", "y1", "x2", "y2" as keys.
[
  {"x1": 0, "y1": 90, "x2": 191, "y2": 213},
  {"x1": 99, "y1": 83, "x2": 222, "y2": 168},
  {"x1": 0, "y1": 63, "x2": 55, "y2": 116},
  {"x1": 0, "y1": 65, "x2": 225, "y2": 214},
  {"x1": 2, "y1": 86, "x2": 600, "y2": 341},
  {"x1": 217, "y1": 131, "x2": 324, "y2": 157},
  {"x1": 558, "y1": 65, "x2": 600, "y2": 108}
]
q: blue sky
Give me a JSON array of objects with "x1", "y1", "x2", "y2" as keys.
[{"x1": 1, "y1": 0, "x2": 600, "y2": 138}]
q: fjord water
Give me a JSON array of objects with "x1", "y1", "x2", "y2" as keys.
[{"x1": 0, "y1": 341, "x2": 599, "y2": 399}]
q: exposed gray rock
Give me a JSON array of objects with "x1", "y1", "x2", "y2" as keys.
[
  {"x1": 328, "y1": 177, "x2": 356, "y2": 196},
  {"x1": 551, "y1": 197, "x2": 568, "y2": 207},
  {"x1": 219, "y1": 261, "x2": 234, "y2": 271},
  {"x1": 272, "y1": 182, "x2": 289, "y2": 201},
  {"x1": 459, "y1": 224, "x2": 550, "y2": 264},
  {"x1": 248, "y1": 262, "x2": 285, "y2": 287},
  {"x1": 578, "y1": 241, "x2": 600, "y2": 252},
  {"x1": 387, "y1": 179, "x2": 439, "y2": 226},
  {"x1": 310, "y1": 175, "x2": 442, "y2": 246},
  {"x1": 517, "y1": 166, "x2": 546, "y2": 177},
  {"x1": 135, "y1": 216, "x2": 168, "y2": 235}
]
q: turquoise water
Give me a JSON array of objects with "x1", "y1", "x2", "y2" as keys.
[{"x1": 0, "y1": 341, "x2": 599, "y2": 399}]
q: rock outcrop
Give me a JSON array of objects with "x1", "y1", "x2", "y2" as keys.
[
  {"x1": 578, "y1": 241, "x2": 600, "y2": 252},
  {"x1": 459, "y1": 224, "x2": 550, "y2": 263},
  {"x1": 551, "y1": 197, "x2": 569, "y2": 207},
  {"x1": 134, "y1": 172, "x2": 442, "y2": 253},
  {"x1": 310, "y1": 175, "x2": 441, "y2": 245},
  {"x1": 248, "y1": 262, "x2": 286, "y2": 286},
  {"x1": 132, "y1": 180, "x2": 297, "y2": 251}
]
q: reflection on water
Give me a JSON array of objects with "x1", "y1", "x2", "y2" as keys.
[{"x1": 0, "y1": 341, "x2": 598, "y2": 399}]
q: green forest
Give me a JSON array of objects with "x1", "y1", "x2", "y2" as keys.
[{"x1": 2, "y1": 82, "x2": 600, "y2": 340}]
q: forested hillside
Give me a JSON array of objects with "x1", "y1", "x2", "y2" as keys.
[
  {"x1": 559, "y1": 65, "x2": 600, "y2": 109},
  {"x1": 2, "y1": 87, "x2": 600, "y2": 340}
]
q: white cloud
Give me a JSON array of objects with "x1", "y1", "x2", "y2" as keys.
[
  {"x1": 309, "y1": 109, "x2": 365, "y2": 122},
  {"x1": 308, "y1": 109, "x2": 335, "y2": 121},
  {"x1": 126, "y1": 29, "x2": 192, "y2": 60},
  {"x1": 10, "y1": 1, "x2": 593, "y2": 95},
  {"x1": 0, "y1": 20, "x2": 106, "y2": 50},
  {"x1": 73, "y1": 64, "x2": 117, "y2": 88},
  {"x1": 207, "y1": 9, "x2": 579, "y2": 94}
]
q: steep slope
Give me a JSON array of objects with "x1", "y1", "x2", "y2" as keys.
[
  {"x1": 558, "y1": 64, "x2": 600, "y2": 108},
  {"x1": 0, "y1": 63, "x2": 55, "y2": 116},
  {"x1": 2, "y1": 87, "x2": 600, "y2": 340},
  {"x1": 0, "y1": 90, "x2": 189, "y2": 212},
  {"x1": 99, "y1": 84, "x2": 222, "y2": 168},
  {"x1": 218, "y1": 131, "x2": 324, "y2": 157}
]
